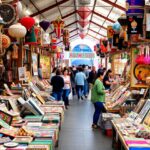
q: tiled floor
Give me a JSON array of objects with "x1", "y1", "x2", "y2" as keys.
[{"x1": 56, "y1": 98, "x2": 112, "y2": 150}]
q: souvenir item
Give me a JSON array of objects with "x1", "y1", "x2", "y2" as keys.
[
  {"x1": 0, "y1": 137, "x2": 11, "y2": 144},
  {"x1": 0, "y1": 127, "x2": 17, "y2": 137},
  {"x1": 39, "y1": 20, "x2": 50, "y2": 32},
  {"x1": 2, "y1": 34, "x2": 11, "y2": 49},
  {"x1": 127, "y1": 16, "x2": 143, "y2": 34},
  {"x1": 0, "y1": 110, "x2": 12, "y2": 124},
  {"x1": 0, "y1": 4, "x2": 16, "y2": 25},
  {"x1": 77, "y1": 6, "x2": 92, "y2": 19}
]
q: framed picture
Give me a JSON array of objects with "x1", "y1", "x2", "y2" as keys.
[
  {"x1": 131, "y1": 48, "x2": 150, "y2": 88},
  {"x1": 32, "y1": 53, "x2": 38, "y2": 76}
]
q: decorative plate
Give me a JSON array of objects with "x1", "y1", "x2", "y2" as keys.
[
  {"x1": 4, "y1": 142, "x2": 18, "y2": 148},
  {"x1": 0, "y1": 4, "x2": 16, "y2": 25}
]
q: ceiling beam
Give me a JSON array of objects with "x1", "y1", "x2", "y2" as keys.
[
  {"x1": 57, "y1": 33, "x2": 78, "y2": 44},
  {"x1": 30, "y1": 0, "x2": 69, "y2": 17},
  {"x1": 93, "y1": 11, "x2": 115, "y2": 23},
  {"x1": 65, "y1": 20, "x2": 78, "y2": 28},
  {"x1": 70, "y1": 28, "x2": 79, "y2": 33},
  {"x1": 101, "y1": 0, "x2": 126, "y2": 11},
  {"x1": 90, "y1": 21, "x2": 107, "y2": 30},
  {"x1": 89, "y1": 29, "x2": 106, "y2": 37},
  {"x1": 62, "y1": 11, "x2": 76, "y2": 19},
  {"x1": 87, "y1": 34, "x2": 99, "y2": 40}
]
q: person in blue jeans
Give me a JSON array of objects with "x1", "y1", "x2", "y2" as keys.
[
  {"x1": 91, "y1": 71, "x2": 107, "y2": 129},
  {"x1": 75, "y1": 67, "x2": 86, "y2": 100},
  {"x1": 62, "y1": 68, "x2": 71, "y2": 109},
  {"x1": 51, "y1": 69, "x2": 64, "y2": 101}
]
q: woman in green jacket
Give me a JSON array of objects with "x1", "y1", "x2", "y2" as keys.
[{"x1": 91, "y1": 71, "x2": 106, "y2": 129}]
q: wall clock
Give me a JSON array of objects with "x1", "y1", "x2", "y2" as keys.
[{"x1": 0, "y1": 4, "x2": 16, "y2": 25}]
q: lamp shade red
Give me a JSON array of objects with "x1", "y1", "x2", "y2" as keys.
[{"x1": 20, "y1": 17, "x2": 35, "y2": 30}]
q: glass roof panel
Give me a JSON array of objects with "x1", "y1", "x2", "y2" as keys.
[{"x1": 92, "y1": 14, "x2": 105, "y2": 25}]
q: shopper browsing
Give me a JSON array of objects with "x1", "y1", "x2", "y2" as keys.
[
  {"x1": 91, "y1": 71, "x2": 106, "y2": 129},
  {"x1": 62, "y1": 68, "x2": 71, "y2": 109},
  {"x1": 51, "y1": 69, "x2": 64, "y2": 101}
]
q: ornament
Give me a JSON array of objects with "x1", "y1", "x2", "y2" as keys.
[
  {"x1": 79, "y1": 33, "x2": 86, "y2": 39},
  {"x1": 39, "y1": 20, "x2": 50, "y2": 32},
  {"x1": 8, "y1": 23, "x2": 27, "y2": 38},
  {"x1": 2, "y1": 34, "x2": 11, "y2": 49},
  {"x1": 134, "y1": 49, "x2": 139, "y2": 54},
  {"x1": 42, "y1": 33, "x2": 50, "y2": 45},
  {"x1": 25, "y1": 27, "x2": 37, "y2": 45},
  {"x1": 52, "y1": 17, "x2": 64, "y2": 39},
  {"x1": 20, "y1": 17, "x2": 35, "y2": 30},
  {"x1": 77, "y1": 7, "x2": 91, "y2": 20},
  {"x1": 112, "y1": 22, "x2": 121, "y2": 33}
]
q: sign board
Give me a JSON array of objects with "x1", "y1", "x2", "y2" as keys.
[{"x1": 69, "y1": 52, "x2": 95, "y2": 58}]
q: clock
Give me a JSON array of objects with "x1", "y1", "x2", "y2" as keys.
[{"x1": 0, "y1": 4, "x2": 16, "y2": 25}]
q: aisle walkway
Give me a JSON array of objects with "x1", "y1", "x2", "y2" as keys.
[{"x1": 56, "y1": 99, "x2": 112, "y2": 150}]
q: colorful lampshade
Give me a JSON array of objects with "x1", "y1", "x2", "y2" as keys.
[
  {"x1": 77, "y1": 7, "x2": 92, "y2": 20},
  {"x1": 39, "y1": 20, "x2": 50, "y2": 32},
  {"x1": 8, "y1": 23, "x2": 27, "y2": 38},
  {"x1": 52, "y1": 17, "x2": 64, "y2": 39},
  {"x1": 20, "y1": 17, "x2": 35, "y2": 31},
  {"x1": 78, "y1": 20, "x2": 89, "y2": 28}
]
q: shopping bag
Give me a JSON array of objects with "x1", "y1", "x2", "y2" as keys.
[{"x1": 68, "y1": 91, "x2": 73, "y2": 100}]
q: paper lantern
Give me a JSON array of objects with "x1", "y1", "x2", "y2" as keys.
[
  {"x1": 79, "y1": 33, "x2": 86, "y2": 39},
  {"x1": 20, "y1": 17, "x2": 35, "y2": 30},
  {"x1": 25, "y1": 27, "x2": 37, "y2": 45},
  {"x1": 52, "y1": 17, "x2": 64, "y2": 39},
  {"x1": 112, "y1": 22, "x2": 121, "y2": 33},
  {"x1": 78, "y1": 20, "x2": 89, "y2": 28},
  {"x1": 8, "y1": 23, "x2": 27, "y2": 38},
  {"x1": 39, "y1": 20, "x2": 50, "y2": 32},
  {"x1": 77, "y1": 7, "x2": 91, "y2": 20},
  {"x1": 2, "y1": 34, "x2": 11, "y2": 49}
]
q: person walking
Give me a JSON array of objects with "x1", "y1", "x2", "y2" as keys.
[
  {"x1": 62, "y1": 68, "x2": 71, "y2": 109},
  {"x1": 88, "y1": 66, "x2": 97, "y2": 85},
  {"x1": 51, "y1": 69, "x2": 64, "y2": 101},
  {"x1": 91, "y1": 71, "x2": 106, "y2": 129},
  {"x1": 75, "y1": 67, "x2": 86, "y2": 100}
]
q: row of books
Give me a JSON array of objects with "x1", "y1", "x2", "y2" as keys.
[{"x1": 0, "y1": 79, "x2": 65, "y2": 150}]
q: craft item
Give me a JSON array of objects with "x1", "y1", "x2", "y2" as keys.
[
  {"x1": 0, "y1": 128, "x2": 17, "y2": 137},
  {"x1": 0, "y1": 110, "x2": 12, "y2": 124},
  {"x1": 26, "y1": 145, "x2": 49, "y2": 150},
  {"x1": 17, "y1": 126, "x2": 34, "y2": 136},
  {"x1": 39, "y1": 20, "x2": 50, "y2": 32},
  {"x1": 0, "y1": 118, "x2": 11, "y2": 129}
]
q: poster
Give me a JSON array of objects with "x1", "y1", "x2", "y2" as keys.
[
  {"x1": 131, "y1": 48, "x2": 150, "y2": 88},
  {"x1": 32, "y1": 53, "x2": 38, "y2": 76},
  {"x1": 40, "y1": 55, "x2": 50, "y2": 79},
  {"x1": 18, "y1": 67, "x2": 26, "y2": 81}
]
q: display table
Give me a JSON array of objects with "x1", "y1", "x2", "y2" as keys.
[{"x1": 112, "y1": 120, "x2": 150, "y2": 150}]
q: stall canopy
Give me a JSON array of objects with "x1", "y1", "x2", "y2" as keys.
[{"x1": 22, "y1": 0, "x2": 126, "y2": 43}]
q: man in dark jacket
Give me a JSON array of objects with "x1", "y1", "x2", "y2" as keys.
[
  {"x1": 51, "y1": 69, "x2": 64, "y2": 101},
  {"x1": 88, "y1": 66, "x2": 97, "y2": 84}
]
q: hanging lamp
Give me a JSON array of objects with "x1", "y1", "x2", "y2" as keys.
[{"x1": 78, "y1": 20, "x2": 89, "y2": 28}]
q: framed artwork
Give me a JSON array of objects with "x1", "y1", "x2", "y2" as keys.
[
  {"x1": 40, "y1": 55, "x2": 50, "y2": 79},
  {"x1": 32, "y1": 53, "x2": 38, "y2": 76},
  {"x1": 131, "y1": 48, "x2": 150, "y2": 88}
]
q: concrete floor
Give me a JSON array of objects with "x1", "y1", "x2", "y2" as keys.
[{"x1": 56, "y1": 98, "x2": 112, "y2": 150}]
